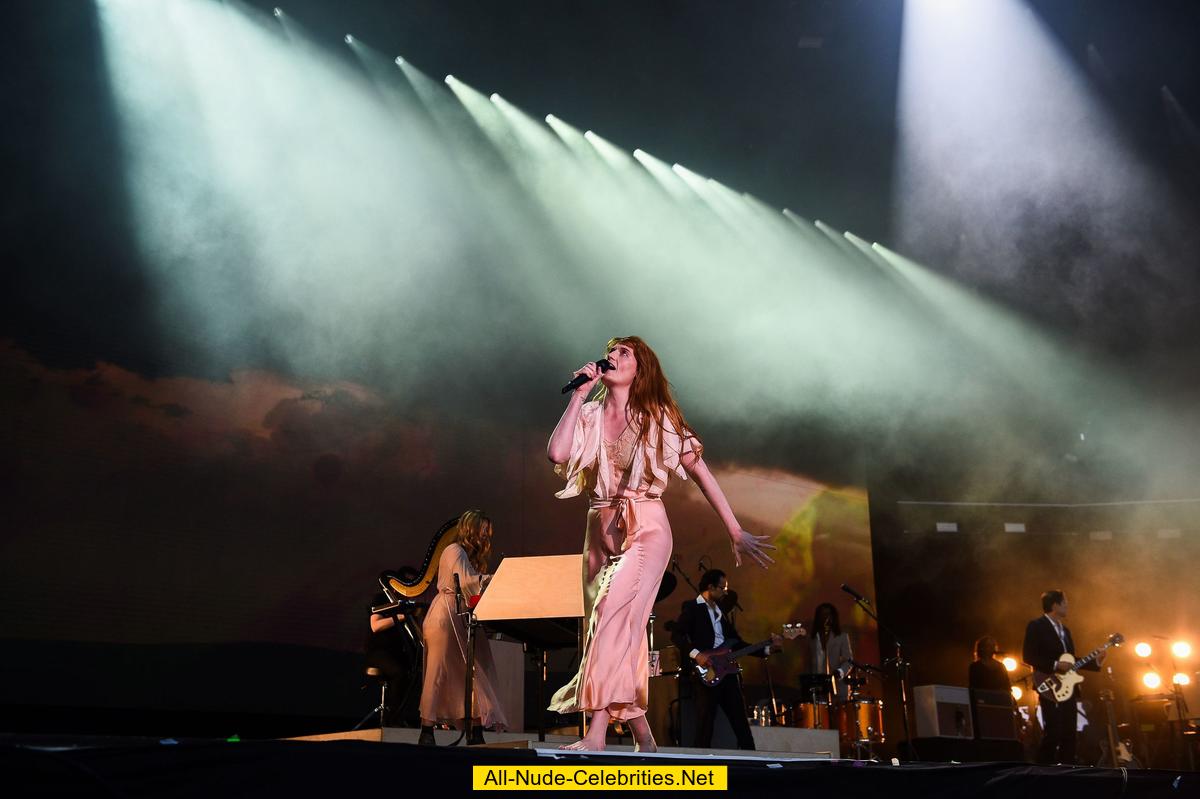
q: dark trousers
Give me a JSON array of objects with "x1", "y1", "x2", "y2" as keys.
[
  {"x1": 1037, "y1": 696, "x2": 1078, "y2": 765},
  {"x1": 690, "y1": 675, "x2": 756, "y2": 751}
]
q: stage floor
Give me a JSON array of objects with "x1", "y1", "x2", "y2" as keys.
[{"x1": 2, "y1": 730, "x2": 1194, "y2": 798}]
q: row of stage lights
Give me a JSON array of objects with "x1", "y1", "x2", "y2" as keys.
[
  {"x1": 267, "y1": 12, "x2": 848, "y2": 230},
  {"x1": 998, "y1": 641, "x2": 1193, "y2": 702}
]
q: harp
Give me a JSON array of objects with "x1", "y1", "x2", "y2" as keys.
[{"x1": 381, "y1": 516, "x2": 461, "y2": 599}]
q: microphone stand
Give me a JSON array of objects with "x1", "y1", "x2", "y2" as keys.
[
  {"x1": 670, "y1": 558, "x2": 701, "y2": 596},
  {"x1": 847, "y1": 590, "x2": 915, "y2": 760},
  {"x1": 453, "y1": 573, "x2": 479, "y2": 747}
]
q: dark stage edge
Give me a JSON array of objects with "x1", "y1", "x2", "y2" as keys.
[{"x1": 2, "y1": 737, "x2": 1195, "y2": 798}]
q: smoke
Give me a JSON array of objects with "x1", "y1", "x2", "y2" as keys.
[
  {"x1": 93, "y1": 0, "x2": 1200, "y2": 502},
  {"x1": 889, "y1": 0, "x2": 1200, "y2": 500}
]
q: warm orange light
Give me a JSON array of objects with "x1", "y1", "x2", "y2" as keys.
[
  {"x1": 1134, "y1": 642, "x2": 1152, "y2": 658},
  {"x1": 1011, "y1": 685, "x2": 1023, "y2": 701},
  {"x1": 1002, "y1": 657, "x2": 1018, "y2": 672},
  {"x1": 1172, "y1": 641, "x2": 1192, "y2": 659},
  {"x1": 1143, "y1": 672, "x2": 1162, "y2": 690},
  {"x1": 1174, "y1": 673, "x2": 1191, "y2": 687}
]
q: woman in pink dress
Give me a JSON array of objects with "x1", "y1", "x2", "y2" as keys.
[
  {"x1": 547, "y1": 336, "x2": 774, "y2": 751},
  {"x1": 418, "y1": 510, "x2": 508, "y2": 745}
]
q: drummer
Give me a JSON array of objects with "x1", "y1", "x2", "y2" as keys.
[{"x1": 809, "y1": 603, "x2": 854, "y2": 702}]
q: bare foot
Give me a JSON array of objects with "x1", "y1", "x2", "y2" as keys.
[
  {"x1": 627, "y1": 716, "x2": 657, "y2": 753},
  {"x1": 559, "y1": 737, "x2": 606, "y2": 751}
]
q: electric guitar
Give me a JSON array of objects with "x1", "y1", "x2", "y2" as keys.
[
  {"x1": 1034, "y1": 633, "x2": 1124, "y2": 703},
  {"x1": 694, "y1": 623, "x2": 807, "y2": 687},
  {"x1": 1096, "y1": 688, "x2": 1137, "y2": 768}
]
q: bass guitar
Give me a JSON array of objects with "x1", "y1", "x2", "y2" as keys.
[
  {"x1": 694, "y1": 623, "x2": 807, "y2": 687},
  {"x1": 1034, "y1": 633, "x2": 1124, "y2": 703}
]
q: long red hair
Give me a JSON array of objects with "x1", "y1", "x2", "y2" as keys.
[{"x1": 593, "y1": 336, "x2": 702, "y2": 456}]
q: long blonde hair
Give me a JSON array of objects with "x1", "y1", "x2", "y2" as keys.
[
  {"x1": 456, "y1": 509, "x2": 493, "y2": 573},
  {"x1": 593, "y1": 336, "x2": 702, "y2": 455}
]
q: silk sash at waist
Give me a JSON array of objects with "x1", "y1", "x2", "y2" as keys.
[{"x1": 588, "y1": 496, "x2": 662, "y2": 551}]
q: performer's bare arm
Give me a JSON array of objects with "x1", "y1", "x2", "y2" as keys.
[
  {"x1": 547, "y1": 362, "x2": 601, "y2": 463},
  {"x1": 685, "y1": 454, "x2": 775, "y2": 569}
]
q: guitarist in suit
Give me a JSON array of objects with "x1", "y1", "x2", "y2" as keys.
[
  {"x1": 1021, "y1": 589, "x2": 1105, "y2": 764},
  {"x1": 671, "y1": 569, "x2": 781, "y2": 750}
]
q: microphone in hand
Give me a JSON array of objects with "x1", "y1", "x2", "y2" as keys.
[{"x1": 560, "y1": 359, "x2": 614, "y2": 394}]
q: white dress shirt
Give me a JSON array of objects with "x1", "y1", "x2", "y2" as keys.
[{"x1": 689, "y1": 595, "x2": 724, "y2": 659}]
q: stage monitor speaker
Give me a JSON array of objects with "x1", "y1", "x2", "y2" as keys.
[
  {"x1": 971, "y1": 689, "x2": 1018, "y2": 740},
  {"x1": 914, "y1": 684, "x2": 973, "y2": 739}
]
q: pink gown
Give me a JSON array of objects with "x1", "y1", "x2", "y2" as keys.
[
  {"x1": 419, "y1": 543, "x2": 508, "y2": 729},
  {"x1": 548, "y1": 401, "x2": 700, "y2": 721}
]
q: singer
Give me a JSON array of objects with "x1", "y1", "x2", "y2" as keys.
[{"x1": 546, "y1": 336, "x2": 775, "y2": 751}]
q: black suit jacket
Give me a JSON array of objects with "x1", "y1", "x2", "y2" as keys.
[
  {"x1": 671, "y1": 599, "x2": 762, "y2": 658},
  {"x1": 1022, "y1": 616, "x2": 1099, "y2": 695}
]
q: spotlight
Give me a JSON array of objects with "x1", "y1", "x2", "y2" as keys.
[
  {"x1": 1134, "y1": 642, "x2": 1152, "y2": 658},
  {"x1": 273, "y1": 7, "x2": 282, "y2": 17},
  {"x1": 1002, "y1": 657, "x2": 1017, "y2": 672},
  {"x1": 444, "y1": 75, "x2": 455, "y2": 84},
  {"x1": 1174, "y1": 673, "x2": 1191, "y2": 687},
  {"x1": 1172, "y1": 641, "x2": 1192, "y2": 659},
  {"x1": 633, "y1": 149, "x2": 647, "y2": 159},
  {"x1": 545, "y1": 114, "x2": 556, "y2": 124},
  {"x1": 584, "y1": 130, "x2": 596, "y2": 139},
  {"x1": 395, "y1": 56, "x2": 404, "y2": 66},
  {"x1": 344, "y1": 34, "x2": 353, "y2": 44},
  {"x1": 1010, "y1": 685, "x2": 1023, "y2": 701},
  {"x1": 1143, "y1": 672, "x2": 1162, "y2": 690}
]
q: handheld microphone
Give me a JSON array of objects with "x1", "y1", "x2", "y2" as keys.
[
  {"x1": 560, "y1": 359, "x2": 614, "y2": 394},
  {"x1": 841, "y1": 583, "x2": 868, "y2": 603}
]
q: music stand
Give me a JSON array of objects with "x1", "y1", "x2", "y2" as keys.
[{"x1": 474, "y1": 554, "x2": 585, "y2": 741}]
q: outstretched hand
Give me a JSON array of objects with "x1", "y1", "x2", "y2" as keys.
[{"x1": 729, "y1": 528, "x2": 775, "y2": 569}]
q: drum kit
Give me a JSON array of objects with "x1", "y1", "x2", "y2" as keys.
[{"x1": 779, "y1": 663, "x2": 886, "y2": 758}]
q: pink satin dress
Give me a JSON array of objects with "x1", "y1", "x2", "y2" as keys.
[{"x1": 548, "y1": 401, "x2": 700, "y2": 721}]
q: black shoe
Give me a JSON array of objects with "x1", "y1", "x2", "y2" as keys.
[
  {"x1": 418, "y1": 726, "x2": 436, "y2": 746},
  {"x1": 467, "y1": 727, "x2": 485, "y2": 746}
]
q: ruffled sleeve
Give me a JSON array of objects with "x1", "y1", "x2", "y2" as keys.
[
  {"x1": 645, "y1": 412, "x2": 703, "y2": 492},
  {"x1": 554, "y1": 400, "x2": 602, "y2": 499}
]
